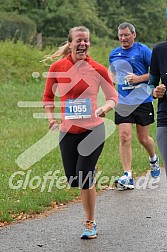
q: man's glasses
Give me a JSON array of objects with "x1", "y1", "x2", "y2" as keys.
[{"x1": 118, "y1": 33, "x2": 133, "y2": 38}]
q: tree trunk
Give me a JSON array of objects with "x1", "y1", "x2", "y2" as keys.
[{"x1": 37, "y1": 32, "x2": 42, "y2": 49}]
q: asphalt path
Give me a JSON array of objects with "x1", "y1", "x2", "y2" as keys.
[{"x1": 0, "y1": 169, "x2": 167, "y2": 252}]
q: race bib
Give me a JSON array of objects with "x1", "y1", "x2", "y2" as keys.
[
  {"x1": 122, "y1": 83, "x2": 141, "y2": 90},
  {"x1": 121, "y1": 77, "x2": 141, "y2": 90},
  {"x1": 65, "y1": 98, "x2": 91, "y2": 119}
]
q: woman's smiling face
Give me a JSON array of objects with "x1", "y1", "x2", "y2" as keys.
[{"x1": 68, "y1": 31, "x2": 90, "y2": 62}]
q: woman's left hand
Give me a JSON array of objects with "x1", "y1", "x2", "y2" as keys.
[{"x1": 95, "y1": 108, "x2": 106, "y2": 117}]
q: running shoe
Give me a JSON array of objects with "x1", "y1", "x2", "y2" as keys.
[
  {"x1": 81, "y1": 220, "x2": 97, "y2": 239},
  {"x1": 115, "y1": 172, "x2": 134, "y2": 190},
  {"x1": 150, "y1": 155, "x2": 161, "y2": 178}
]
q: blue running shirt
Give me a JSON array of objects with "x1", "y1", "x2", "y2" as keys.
[{"x1": 109, "y1": 42, "x2": 152, "y2": 105}]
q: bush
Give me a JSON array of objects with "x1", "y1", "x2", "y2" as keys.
[
  {"x1": 0, "y1": 40, "x2": 48, "y2": 83},
  {"x1": 0, "y1": 12, "x2": 37, "y2": 43}
]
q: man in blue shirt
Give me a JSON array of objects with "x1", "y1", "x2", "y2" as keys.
[{"x1": 109, "y1": 22, "x2": 160, "y2": 190}]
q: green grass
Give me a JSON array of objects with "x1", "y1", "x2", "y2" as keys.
[{"x1": 0, "y1": 41, "x2": 160, "y2": 223}]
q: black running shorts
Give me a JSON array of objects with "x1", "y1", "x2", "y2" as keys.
[{"x1": 115, "y1": 102, "x2": 154, "y2": 126}]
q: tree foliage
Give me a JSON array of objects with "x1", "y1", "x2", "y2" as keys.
[
  {"x1": 0, "y1": 0, "x2": 166, "y2": 45},
  {"x1": 97, "y1": 0, "x2": 167, "y2": 43}
]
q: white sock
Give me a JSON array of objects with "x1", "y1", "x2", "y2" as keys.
[
  {"x1": 125, "y1": 171, "x2": 132, "y2": 177},
  {"x1": 149, "y1": 154, "x2": 157, "y2": 162}
]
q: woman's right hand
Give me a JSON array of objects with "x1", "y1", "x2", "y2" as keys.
[{"x1": 49, "y1": 119, "x2": 59, "y2": 131}]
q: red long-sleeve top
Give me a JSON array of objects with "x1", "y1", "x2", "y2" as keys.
[{"x1": 43, "y1": 54, "x2": 117, "y2": 133}]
